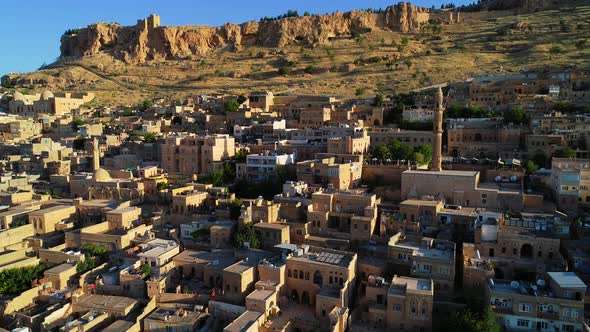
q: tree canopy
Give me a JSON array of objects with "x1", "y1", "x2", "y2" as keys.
[
  {"x1": 436, "y1": 306, "x2": 500, "y2": 332},
  {"x1": 224, "y1": 99, "x2": 241, "y2": 112},
  {"x1": 232, "y1": 222, "x2": 261, "y2": 249},
  {"x1": 554, "y1": 147, "x2": 576, "y2": 159},
  {"x1": 370, "y1": 140, "x2": 432, "y2": 165},
  {"x1": 0, "y1": 264, "x2": 48, "y2": 295}
]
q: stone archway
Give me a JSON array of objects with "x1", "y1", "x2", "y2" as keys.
[
  {"x1": 302, "y1": 291, "x2": 310, "y2": 305},
  {"x1": 291, "y1": 289, "x2": 300, "y2": 304},
  {"x1": 313, "y1": 270, "x2": 323, "y2": 287},
  {"x1": 520, "y1": 244, "x2": 533, "y2": 258}
]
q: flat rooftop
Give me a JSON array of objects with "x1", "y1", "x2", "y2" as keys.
[
  {"x1": 389, "y1": 276, "x2": 433, "y2": 296},
  {"x1": 45, "y1": 263, "x2": 76, "y2": 274},
  {"x1": 74, "y1": 294, "x2": 137, "y2": 312},
  {"x1": 246, "y1": 289, "x2": 274, "y2": 301},
  {"x1": 253, "y1": 222, "x2": 289, "y2": 230},
  {"x1": 391, "y1": 240, "x2": 453, "y2": 260},
  {"x1": 30, "y1": 204, "x2": 74, "y2": 214},
  {"x1": 107, "y1": 206, "x2": 139, "y2": 214},
  {"x1": 401, "y1": 199, "x2": 441, "y2": 207},
  {"x1": 403, "y1": 169, "x2": 478, "y2": 177},
  {"x1": 224, "y1": 310, "x2": 262, "y2": 332},
  {"x1": 225, "y1": 260, "x2": 255, "y2": 274},
  {"x1": 547, "y1": 272, "x2": 586, "y2": 289},
  {"x1": 146, "y1": 307, "x2": 204, "y2": 323}
]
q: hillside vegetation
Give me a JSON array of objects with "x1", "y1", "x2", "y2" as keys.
[{"x1": 4, "y1": 2, "x2": 590, "y2": 106}]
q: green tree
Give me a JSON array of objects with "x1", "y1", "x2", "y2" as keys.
[
  {"x1": 503, "y1": 108, "x2": 528, "y2": 125},
  {"x1": 416, "y1": 144, "x2": 433, "y2": 165},
  {"x1": 157, "y1": 182, "x2": 171, "y2": 190},
  {"x1": 438, "y1": 306, "x2": 500, "y2": 332},
  {"x1": 369, "y1": 144, "x2": 391, "y2": 160},
  {"x1": 373, "y1": 93, "x2": 384, "y2": 106},
  {"x1": 76, "y1": 256, "x2": 96, "y2": 273},
  {"x1": 232, "y1": 222, "x2": 261, "y2": 249},
  {"x1": 122, "y1": 108, "x2": 133, "y2": 116},
  {"x1": 303, "y1": 11, "x2": 311, "y2": 16},
  {"x1": 411, "y1": 152, "x2": 425, "y2": 165},
  {"x1": 355, "y1": 88, "x2": 366, "y2": 97},
  {"x1": 71, "y1": 118, "x2": 86, "y2": 131},
  {"x1": 0, "y1": 264, "x2": 47, "y2": 295},
  {"x1": 549, "y1": 44, "x2": 563, "y2": 56},
  {"x1": 203, "y1": 169, "x2": 224, "y2": 186},
  {"x1": 80, "y1": 243, "x2": 108, "y2": 258},
  {"x1": 554, "y1": 147, "x2": 576, "y2": 159},
  {"x1": 388, "y1": 139, "x2": 414, "y2": 160},
  {"x1": 237, "y1": 95, "x2": 248, "y2": 104},
  {"x1": 575, "y1": 39, "x2": 587, "y2": 50},
  {"x1": 224, "y1": 99, "x2": 240, "y2": 112},
  {"x1": 229, "y1": 199, "x2": 243, "y2": 220},
  {"x1": 404, "y1": 58, "x2": 413, "y2": 69},
  {"x1": 143, "y1": 132, "x2": 157, "y2": 143},
  {"x1": 142, "y1": 99, "x2": 153, "y2": 110},
  {"x1": 140, "y1": 263, "x2": 151, "y2": 277},
  {"x1": 401, "y1": 37, "x2": 409, "y2": 45},
  {"x1": 525, "y1": 160, "x2": 539, "y2": 174},
  {"x1": 234, "y1": 149, "x2": 248, "y2": 163}
]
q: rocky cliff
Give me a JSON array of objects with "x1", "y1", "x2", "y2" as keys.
[{"x1": 60, "y1": 2, "x2": 446, "y2": 63}]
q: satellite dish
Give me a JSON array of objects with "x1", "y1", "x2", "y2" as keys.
[
  {"x1": 536, "y1": 279, "x2": 546, "y2": 287},
  {"x1": 509, "y1": 176, "x2": 518, "y2": 183},
  {"x1": 510, "y1": 281, "x2": 520, "y2": 289},
  {"x1": 494, "y1": 176, "x2": 502, "y2": 182}
]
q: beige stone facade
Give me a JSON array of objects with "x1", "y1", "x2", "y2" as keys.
[{"x1": 161, "y1": 134, "x2": 235, "y2": 175}]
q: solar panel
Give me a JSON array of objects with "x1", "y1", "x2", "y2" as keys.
[{"x1": 316, "y1": 252, "x2": 343, "y2": 265}]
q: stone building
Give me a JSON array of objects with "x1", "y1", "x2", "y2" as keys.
[
  {"x1": 365, "y1": 275, "x2": 434, "y2": 332},
  {"x1": 9, "y1": 90, "x2": 94, "y2": 117},
  {"x1": 387, "y1": 232, "x2": 456, "y2": 295},
  {"x1": 368, "y1": 128, "x2": 433, "y2": 148},
  {"x1": 29, "y1": 204, "x2": 77, "y2": 235},
  {"x1": 307, "y1": 189, "x2": 379, "y2": 244},
  {"x1": 327, "y1": 128, "x2": 370, "y2": 155},
  {"x1": 296, "y1": 153, "x2": 362, "y2": 190},
  {"x1": 160, "y1": 134, "x2": 235, "y2": 175},
  {"x1": 487, "y1": 272, "x2": 586, "y2": 332},
  {"x1": 236, "y1": 150, "x2": 295, "y2": 183},
  {"x1": 551, "y1": 158, "x2": 590, "y2": 213},
  {"x1": 447, "y1": 118, "x2": 525, "y2": 159},
  {"x1": 472, "y1": 211, "x2": 567, "y2": 280}
]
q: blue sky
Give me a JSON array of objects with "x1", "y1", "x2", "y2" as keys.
[{"x1": 0, "y1": 0, "x2": 470, "y2": 76}]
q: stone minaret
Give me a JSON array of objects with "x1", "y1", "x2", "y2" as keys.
[
  {"x1": 432, "y1": 87, "x2": 444, "y2": 172},
  {"x1": 92, "y1": 137, "x2": 100, "y2": 172}
]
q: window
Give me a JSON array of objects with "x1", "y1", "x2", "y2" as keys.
[
  {"x1": 562, "y1": 308, "x2": 570, "y2": 317},
  {"x1": 501, "y1": 247, "x2": 506, "y2": 254},
  {"x1": 571, "y1": 309, "x2": 578, "y2": 318},
  {"x1": 516, "y1": 319, "x2": 529, "y2": 328},
  {"x1": 293, "y1": 269, "x2": 298, "y2": 279},
  {"x1": 519, "y1": 304, "x2": 532, "y2": 313},
  {"x1": 513, "y1": 248, "x2": 517, "y2": 255},
  {"x1": 393, "y1": 304, "x2": 401, "y2": 311},
  {"x1": 305, "y1": 272, "x2": 310, "y2": 280}
]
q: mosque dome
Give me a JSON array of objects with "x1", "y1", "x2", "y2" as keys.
[
  {"x1": 13, "y1": 91, "x2": 25, "y2": 101},
  {"x1": 41, "y1": 90, "x2": 54, "y2": 100},
  {"x1": 93, "y1": 168, "x2": 111, "y2": 182}
]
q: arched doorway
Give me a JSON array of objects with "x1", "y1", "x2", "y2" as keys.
[
  {"x1": 313, "y1": 270, "x2": 323, "y2": 287},
  {"x1": 520, "y1": 244, "x2": 533, "y2": 258},
  {"x1": 302, "y1": 291, "x2": 310, "y2": 305},
  {"x1": 291, "y1": 289, "x2": 300, "y2": 304}
]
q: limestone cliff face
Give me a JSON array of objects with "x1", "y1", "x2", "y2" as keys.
[{"x1": 60, "y1": 2, "x2": 436, "y2": 63}]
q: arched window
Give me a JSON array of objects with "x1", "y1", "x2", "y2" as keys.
[{"x1": 313, "y1": 270, "x2": 323, "y2": 287}]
